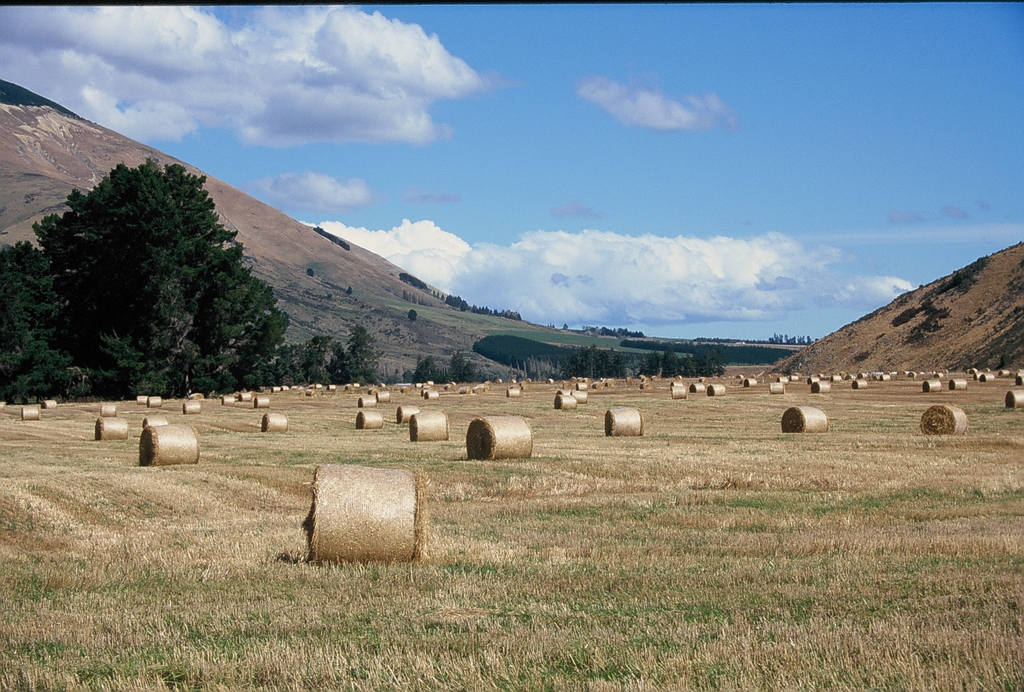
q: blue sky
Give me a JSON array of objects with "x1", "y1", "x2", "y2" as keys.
[{"x1": 1, "y1": 4, "x2": 1021, "y2": 340}]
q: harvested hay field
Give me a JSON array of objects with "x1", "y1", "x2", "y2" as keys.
[{"x1": 1, "y1": 376, "x2": 1022, "y2": 689}]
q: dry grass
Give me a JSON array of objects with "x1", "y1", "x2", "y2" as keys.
[{"x1": 1, "y1": 374, "x2": 1022, "y2": 690}]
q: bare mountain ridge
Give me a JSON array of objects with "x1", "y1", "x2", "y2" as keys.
[
  {"x1": 0, "y1": 96, "x2": 554, "y2": 376},
  {"x1": 778, "y1": 242, "x2": 1024, "y2": 374}
]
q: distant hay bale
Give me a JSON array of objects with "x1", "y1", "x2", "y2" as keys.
[
  {"x1": 811, "y1": 381, "x2": 831, "y2": 393},
  {"x1": 357, "y1": 396, "x2": 377, "y2": 408},
  {"x1": 410, "y1": 410, "x2": 449, "y2": 442},
  {"x1": 253, "y1": 395, "x2": 270, "y2": 409},
  {"x1": 458, "y1": 386, "x2": 470, "y2": 395},
  {"x1": 422, "y1": 390, "x2": 439, "y2": 401},
  {"x1": 851, "y1": 379, "x2": 868, "y2": 390},
  {"x1": 506, "y1": 387, "x2": 521, "y2": 398},
  {"x1": 605, "y1": 407, "x2": 644, "y2": 437},
  {"x1": 776, "y1": 376, "x2": 789, "y2": 383},
  {"x1": 575, "y1": 382, "x2": 589, "y2": 391},
  {"x1": 306, "y1": 389, "x2": 315, "y2": 397},
  {"x1": 670, "y1": 385, "x2": 687, "y2": 399},
  {"x1": 146, "y1": 396, "x2": 162, "y2": 408},
  {"x1": 920, "y1": 404, "x2": 967, "y2": 435},
  {"x1": 1017, "y1": 375, "x2": 1024, "y2": 386},
  {"x1": 222, "y1": 395, "x2": 235, "y2": 406},
  {"x1": 238, "y1": 392, "x2": 253, "y2": 402},
  {"x1": 328, "y1": 384, "x2": 337, "y2": 392},
  {"x1": 142, "y1": 415, "x2": 168, "y2": 429},
  {"x1": 806, "y1": 376, "x2": 819, "y2": 385},
  {"x1": 95, "y1": 417, "x2": 128, "y2": 441},
  {"x1": 262, "y1": 412, "x2": 288, "y2": 432},
  {"x1": 356, "y1": 410, "x2": 384, "y2": 430},
  {"x1": 0, "y1": 402, "x2": 5, "y2": 411},
  {"x1": 922, "y1": 379, "x2": 943, "y2": 393},
  {"x1": 574, "y1": 390, "x2": 589, "y2": 404},
  {"x1": 396, "y1": 405, "x2": 420, "y2": 424},
  {"x1": 42, "y1": 399, "x2": 57, "y2": 409},
  {"x1": 182, "y1": 400, "x2": 202, "y2": 415},
  {"x1": 743, "y1": 377, "x2": 757, "y2": 387},
  {"x1": 139, "y1": 424, "x2": 200, "y2": 466},
  {"x1": 978, "y1": 372, "x2": 994, "y2": 383},
  {"x1": 272, "y1": 386, "x2": 282, "y2": 393},
  {"x1": 136, "y1": 395, "x2": 148, "y2": 406},
  {"x1": 948, "y1": 378, "x2": 968, "y2": 391},
  {"x1": 472, "y1": 385, "x2": 487, "y2": 394},
  {"x1": 305, "y1": 464, "x2": 427, "y2": 564},
  {"x1": 689, "y1": 383, "x2": 706, "y2": 394},
  {"x1": 547, "y1": 378, "x2": 555, "y2": 384},
  {"x1": 706, "y1": 384, "x2": 726, "y2": 396},
  {"x1": 998, "y1": 370, "x2": 1011, "y2": 377},
  {"x1": 639, "y1": 381, "x2": 652, "y2": 390},
  {"x1": 781, "y1": 406, "x2": 829, "y2": 433},
  {"x1": 21, "y1": 405, "x2": 40, "y2": 421},
  {"x1": 1005, "y1": 391, "x2": 1024, "y2": 409},
  {"x1": 769, "y1": 382, "x2": 786, "y2": 395},
  {"x1": 466, "y1": 416, "x2": 533, "y2": 460},
  {"x1": 100, "y1": 403, "x2": 118, "y2": 417},
  {"x1": 829, "y1": 375, "x2": 843, "y2": 383},
  {"x1": 375, "y1": 390, "x2": 391, "y2": 403},
  {"x1": 554, "y1": 392, "x2": 577, "y2": 409}
]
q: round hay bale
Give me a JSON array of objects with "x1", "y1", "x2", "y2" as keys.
[
  {"x1": 743, "y1": 377, "x2": 757, "y2": 387},
  {"x1": 811, "y1": 381, "x2": 831, "y2": 393},
  {"x1": 305, "y1": 464, "x2": 427, "y2": 564},
  {"x1": 878, "y1": 373, "x2": 891, "y2": 381},
  {"x1": 920, "y1": 404, "x2": 967, "y2": 435},
  {"x1": 146, "y1": 396, "x2": 162, "y2": 408},
  {"x1": 851, "y1": 379, "x2": 868, "y2": 390},
  {"x1": 42, "y1": 399, "x2": 57, "y2": 409},
  {"x1": 182, "y1": 400, "x2": 202, "y2": 415},
  {"x1": 574, "y1": 390, "x2": 589, "y2": 404},
  {"x1": 466, "y1": 416, "x2": 533, "y2": 460},
  {"x1": 554, "y1": 392, "x2": 577, "y2": 410},
  {"x1": 238, "y1": 392, "x2": 253, "y2": 402},
  {"x1": 688, "y1": 383, "x2": 706, "y2": 394},
  {"x1": 769, "y1": 382, "x2": 786, "y2": 395},
  {"x1": 139, "y1": 425, "x2": 200, "y2": 466},
  {"x1": 136, "y1": 395, "x2": 148, "y2": 406},
  {"x1": 781, "y1": 406, "x2": 829, "y2": 433},
  {"x1": 922, "y1": 379, "x2": 943, "y2": 393},
  {"x1": 775, "y1": 376, "x2": 789, "y2": 383},
  {"x1": 95, "y1": 417, "x2": 128, "y2": 441},
  {"x1": 575, "y1": 382, "x2": 589, "y2": 391},
  {"x1": 410, "y1": 410, "x2": 449, "y2": 442},
  {"x1": 262, "y1": 412, "x2": 288, "y2": 432},
  {"x1": 0, "y1": 402, "x2": 5, "y2": 411},
  {"x1": 356, "y1": 410, "x2": 384, "y2": 430},
  {"x1": 830, "y1": 374, "x2": 843, "y2": 383},
  {"x1": 375, "y1": 390, "x2": 391, "y2": 404},
  {"x1": 506, "y1": 387, "x2": 521, "y2": 398},
  {"x1": 605, "y1": 407, "x2": 644, "y2": 436},
  {"x1": 670, "y1": 385, "x2": 687, "y2": 400},
  {"x1": 706, "y1": 384, "x2": 725, "y2": 396},
  {"x1": 999, "y1": 369, "x2": 1011, "y2": 377},
  {"x1": 357, "y1": 396, "x2": 377, "y2": 408},
  {"x1": 948, "y1": 378, "x2": 968, "y2": 391},
  {"x1": 396, "y1": 405, "x2": 420, "y2": 424},
  {"x1": 142, "y1": 415, "x2": 168, "y2": 429},
  {"x1": 1017, "y1": 375, "x2": 1024, "y2": 386},
  {"x1": 806, "y1": 376, "x2": 819, "y2": 385},
  {"x1": 252, "y1": 395, "x2": 270, "y2": 409},
  {"x1": 21, "y1": 405, "x2": 40, "y2": 421},
  {"x1": 1005, "y1": 390, "x2": 1024, "y2": 409},
  {"x1": 978, "y1": 372, "x2": 994, "y2": 383},
  {"x1": 100, "y1": 403, "x2": 118, "y2": 417},
  {"x1": 221, "y1": 395, "x2": 235, "y2": 405},
  {"x1": 422, "y1": 389, "x2": 439, "y2": 401}
]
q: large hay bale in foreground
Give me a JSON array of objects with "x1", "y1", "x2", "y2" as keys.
[
  {"x1": 554, "y1": 392, "x2": 577, "y2": 409},
  {"x1": 948, "y1": 378, "x2": 968, "y2": 391},
  {"x1": 410, "y1": 410, "x2": 449, "y2": 441},
  {"x1": 781, "y1": 406, "x2": 829, "y2": 433},
  {"x1": 182, "y1": 400, "x2": 202, "y2": 415},
  {"x1": 605, "y1": 407, "x2": 644, "y2": 436},
  {"x1": 396, "y1": 405, "x2": 419, "y2": 424},
  {"x1": 920, "y1": 404, "x2": 967, "y2": 435},
  {"x1": 706, "y1": 384, "x2": 725, "y2": 396},
  {"x1": 95, "y1": 417, "x2": 128, "y2": 441},
  {"x1": 139, "y1": 425, "x2": 200, "y2": 466},
  {"x1": 100, "y1": 403, "x2": 118, "y2": 417},
  {"x1": 261, "y1": 412, "x2": 288, "y2": 432},
  {"x1": 670, "y1": 385, "x2": 687, "y2": 400},
  {"x1": 142, "y1": 415, "x2": 168, "y2": 429},
  {"x1": 357, "y1": 396, "x2": 377, "y2": 409},
  {"x1": 922, "y1": 379, "x2": 943, "y2": 393},
  {"x1": 375, "y1": 390, "x2": 391, "y2": 404},
  {"x1": 811, "y1": 381, "x2": 831, "y2": 394},
  {"x1": 253, "y1": 395, "x2": 270, "y2": 409},
  {"x1": 1005, "y1": 390, "x2": 1024, "y2": 409},
  {"x1": 305, "y1": 464, "x2": 427, "y2": 564},
  {"x1": 466, "y1": 416, "x2": 533, "y2": 460},
  {"x1": 21, "y1": 405, "x2": 40, "y2": 421},
  {"x1": 769, "y1": 382, "x2": 786, "y2": 395},
  {"x1": 356, "y1": 410, "x2": 384, "y2": 430},
  {"x1": 146, "y1": 396, "x2": 162, "y2": 408},
  {"x1": 689, "y1": 383, "x2": 706, "y2": 394}
]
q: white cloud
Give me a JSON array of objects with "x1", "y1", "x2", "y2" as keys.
[
  {"x1": 316, "y1": 220, "x2": 913, "y2": 327},
  {"x1": 249, "y1": 172, "x2": 377, "y2": 213},
  {"x1": 577, "y1": 75, "x2": 738, "y2": 131},
  {"x1": 0, "y1": 6, "x2": 488, "y2": 145}
]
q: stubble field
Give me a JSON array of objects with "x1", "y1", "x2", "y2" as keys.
[{"x1": 1, "y1": 371, "x2": 1022, "y2": 690}]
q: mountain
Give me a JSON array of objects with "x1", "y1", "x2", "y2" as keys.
[
  {"x1": 0, "y1": 79, "x2": 569, "y2": 378},
  {"x1": 777, "y1": 242, "x2": 1024, "y2": 374}
]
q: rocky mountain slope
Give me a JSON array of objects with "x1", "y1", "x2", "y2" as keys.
[
  {"x1": 778, "y1": 242, "x2": 1024, "y2": 374},
  {"x1": 0, "y1": 80, "x2": 562, "y2": 377}
]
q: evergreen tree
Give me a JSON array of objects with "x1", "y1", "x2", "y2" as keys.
[
  {"x1": 660, "y1": 347, "x2": 680, "y2": 377},
  {"x1": 448, "y1": 351, "x2": 475, "y2": 383},
  {"x1": 413, "y1": 355, "x2": 444, "y2": 383},
  {"x1": 639, "y1": 350, "x2": 662, "y2": 377},
  {"x1": 344, "y1": 324, "x2": 379, "y2": 384}
]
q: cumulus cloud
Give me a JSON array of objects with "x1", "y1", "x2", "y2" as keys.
[
  {"x1": 551, "y1": 201, "x2": 602, "y2": 219},
  {"x1": 577, "y1": 75, "x2": 738, "y2": 131},
  {"x1": 888, "y1": 209, "x2": 926, "y2": 224},
  {"x1": 248, "y1": 172, "x2": 377, "y2": 213},
  {"x1": 0, "y1": 6, "x2": 488, "y2": 145},
  {"x1": 316, "y1": 220, "x2": 913, "y2": 327},
  {"x1": 402, "y1": 188, "x2": 461, "y2": 204},
  {"x1": 941, "y1": 205, "x2": 970, "y2": 219}
]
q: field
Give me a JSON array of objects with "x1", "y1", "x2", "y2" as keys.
[{"x1": 2, "y1": 372, "x2": 1023, "y2": 690}]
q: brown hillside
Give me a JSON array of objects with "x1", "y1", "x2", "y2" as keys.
[
  {"x1": 778, "y1": 242, "x2": 1024, "y2": 374},
  {"x1": 0, "y1": 101, "x2": 549, "y2": 376}
]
